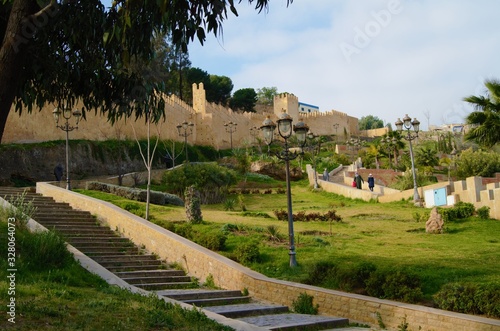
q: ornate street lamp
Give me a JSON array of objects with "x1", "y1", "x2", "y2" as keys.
[
  {"x1": 260, "y1": 111, "x2": 309, "y2": 267},
  {"x1": 249, "y1": 126, "x2": 259, "y2": 144},
  {"x1": 333, "y1": 123, "x2": 339, "y2": 142},
  {"x1": 224, "y1": 121, "x2": 237, "y2": 150},
  {"x1": 53, "y1": 106, "x2": 82, "y2": 190},
  {"x1": 395, "y1": 114, "x2": 421, "y2": 205},
  {"x1": 176, "y1": 121, "x2": 194, "y2": 162}
]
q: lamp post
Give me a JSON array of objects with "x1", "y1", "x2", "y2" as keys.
[
  {"x1": 307, "y1": 132, "x2": 320, "y2": 189},
  {"x1": 395, "y1": 114, "x2": 421, "y2": 205},
  {"x1": 176, "y1": 121, "x2": 194, "y2": 163},
  {"x1": 333, "y1": 123, "x2": 339, "y2": 142},
  {"x1": 249, "y1": 126, "x2": 259, "y2": 145},
  {"x1": 260, "y1": 111, "x2": 309, "y2": 267},
  {"x1": 224, "y1": 121, "x2": 237, "y2": 150},
  {"x1": 53, "y1": 106, "x2": 82, "y2": 190}
]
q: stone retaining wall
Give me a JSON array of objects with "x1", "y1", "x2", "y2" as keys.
[{"x1": 36, "y1": 182, "x2": 500, "y2": 331}]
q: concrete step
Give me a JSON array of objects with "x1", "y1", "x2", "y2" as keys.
[
  {"x1": 106, "y1": 264, "x2": 165, "y2": 272},
  {"x1": 157, "y1": 289, "x2": 245, "y2": 301},
  {"x1": 238, "y1": 313, "x2": 349, "y2": 331},
  {"x1": 95, "y1": 259, "x2": 162, "y2": 268},
  {"x1": 92, "y1": 254, "x2": 158, "y2": 263},
  {"x1": 115, "y1": 270, "x2": 186, "y2": 278},
  {"x1": 183, "y1": 296, "x2": 251, "y2": 307},
  {"x1": 203, "y1": 303, "x2": 289, "y2": 319},
  {"x1": 66, "y1": 237, "x2": 132, "y2": 246},
  {"x1": 41, "y1": 221, "x2": 101, "y2": 228},
  {"x1": 34, "y1": 211, "x2": 95, "y2": 218},
  {"x1": 57, "y1": 229, "x2": 119, "y2": 236},
  {"x1": 123, "y1": 275, "x2": 192, "y2": 285},
  {"x1": 134, "y1": 282, "x2": 196, "y2": 291},
  {"x1": 81, "y1": 247, "x2": 140, "y2": 255},
  {"x1": 34, "y1": 215, "x2": 97, "y2": 222}
]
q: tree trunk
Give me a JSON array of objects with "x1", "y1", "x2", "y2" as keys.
[{"x1": 0, "y1": 0, "x2": 38, "y2": 143}]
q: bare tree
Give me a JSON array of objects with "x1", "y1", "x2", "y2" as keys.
[{"x1": 131, "y1": 111, "x2": 161, "y2": 220}]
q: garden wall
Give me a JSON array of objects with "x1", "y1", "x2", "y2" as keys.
[{"x1": 36, "y1": 182, "x2": 500, "y2": 331}]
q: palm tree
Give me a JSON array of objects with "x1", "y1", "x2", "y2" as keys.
[{"x1": 463, "y1": 79, "x2": 500, "y2": 148}]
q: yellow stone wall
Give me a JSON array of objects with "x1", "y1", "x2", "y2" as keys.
[{"x1": 3, "y1": 84, "x2": 360, "y2": 148}]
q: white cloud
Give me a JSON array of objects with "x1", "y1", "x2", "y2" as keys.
[{"x1": 102, "y1": 0, "x2": 500, "y2": 130}]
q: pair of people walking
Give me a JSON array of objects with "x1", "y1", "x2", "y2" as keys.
[{"x1": 353, "y1": 172, "x2": 375, "y2": 191}]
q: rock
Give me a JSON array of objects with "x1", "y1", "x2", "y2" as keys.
[
  {"x1": 250, "y1": 160, "x2": 303, "y2": 181},
  {"x1": 426, "y1": 207, "x2": 444, "y2": 234}
]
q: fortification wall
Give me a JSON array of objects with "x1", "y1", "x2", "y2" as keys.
[{"x1": 3, "y1": 83, "x2": 360, "y2": 149}]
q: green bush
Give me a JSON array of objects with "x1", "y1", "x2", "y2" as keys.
[
  {"x1": 303, "y1": 261, "x2": 336, "y2": 286},
  {"x1": 162, "y1": 163, "x2": 237, "y2": 204},
  {"x1": 476, "y1": 206, "x2": 490, "y2": 220},
  {"x1": 434, "y1": 282, "x2": 500, "y2": 317},
  {"x1": 86, "y1": 181, "x2": 184, "y2": 206},
  {"x1": 440, "y1": 202, "x2": 475, "y2": 222},
  {"x1": 196, "y1": 232, "x2": 227, "y2": 251},
  {"x1": 173, "y1": 223, "x2": 194, "y2": 240},
  {"x1": 18, "y1": 230, "x2": 74, "y2": 272},
  {"x1": 365, "y1": 268, "x2": 423, "y2": 303},
  {"x1": 234, "y1": 241, "x2": 260, "y2": 264},
  {"x1": 292, "y1": 293, "x2": 319, "y2": 315}
]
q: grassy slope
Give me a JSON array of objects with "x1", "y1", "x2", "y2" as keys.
[
  {"x1": 77, "y1": 180, "x2": 500, "y2": 303},
  {"x1": 0, "y1": 211, "x2": 232, "y2": 330}
]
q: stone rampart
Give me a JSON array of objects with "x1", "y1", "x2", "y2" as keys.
[
  {"x1": 36, "y1": 182, "x2": 500, "y2": 331},
  {"x1": 3, "y1": 83, "x2": 359, "y2": 149}
]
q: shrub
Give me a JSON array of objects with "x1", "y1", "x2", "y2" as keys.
[
  {"x1": 86, "y1": 181, "x2": 184, "y2": 206},
  {"x1": 161, "y1": 163, "x2": 237, "y2": 204},
  {"x1": 223, "y1": 198, "x2": 236, "y2": 211},
  {"x1": 476, "y1": 206, "x2": 490, "y2": 220},
  {"x1": 234, "y1": 241, "x2": 260, "y2": 264},
  {"x1": 292, "y1": 293, "x2": 319, "y2": 315},
  {"x1": 266, "y1": 225, "x2": 284, "y2": 242},
  {"x1": 434, "y1": 282, "x2": 500, "y2": 317},
  {"x1": 6, "y1": 191, "x2": 37, "y2": 225},
  {"x1": 196, "y1": 232, "x2": 226, "y2": 251},
  {"x1": 18, "y1": 230, "x2": 74, "y2": 272},
  {"x1": 303, "y1": 261, "x2": 336, "y2": 285},
  {"x1": 173, "y1": 223, "x2": 194, "y2": 240},
  {"x1": 366, "y1": 268, "x2": 423, "y2": 303},
  {"x1": 440, "y1": 201, "x2": 475, "y2": 222},
  {"x1": 221, "y1": 223, "x2": 240, "y2": 234}
]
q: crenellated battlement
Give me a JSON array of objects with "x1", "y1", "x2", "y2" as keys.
[{"x1": 3, "y1": 82, "x2": 361, "y2": 149}]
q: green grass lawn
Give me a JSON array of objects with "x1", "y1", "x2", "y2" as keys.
[
  {"x1": 76, "y1": 179, "x2": 500, "y2": 308},
  {"x1": 0, "y1": 206, "x2": 232, "y2": 330}
]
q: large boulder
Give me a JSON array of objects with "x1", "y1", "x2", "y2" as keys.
[
  {"x1": 426, "y1": 207, "x2": 444, "y2": 234},
  {"x1": 250, "y1": 160, "x2": 303, "y2": 181}
]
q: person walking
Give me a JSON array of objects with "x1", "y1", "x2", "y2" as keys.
[
  {"x1": 323, "y1": 168, "x2": 329, "y2": 181},
  {"x1": 367, "y1": 173, "x2": 375, "y2": 191},
  {"x1": 354, "y1": 172, "x2": 364, "y2": 189}
]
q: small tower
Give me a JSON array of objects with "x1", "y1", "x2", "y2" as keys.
[{"x1": 273, "y1": 93, "x2": 299, "y2": 122}]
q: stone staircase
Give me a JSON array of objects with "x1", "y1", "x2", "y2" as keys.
[{"x1": 1, "y1": 187, "x2": 357, "y2": 331}]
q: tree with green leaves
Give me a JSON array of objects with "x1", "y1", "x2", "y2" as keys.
[
  {"x1": 206, "y1": 74, "x2": 233, "y2": 105},
  {"x1": 256, "y1": 86, "x2": 278, "y2": 105},
  {"x1": 358, "y1": 115, "x2": 384, "y2": 130},
  {"x1": 463, "y1": 79, "x2": 500, "y2": 148},
  {"x1": 0, "y1": 0, "x2": 289, "y2": 143},
  {"x1": 229, "y1": 88, "x2": 257, "y2": 112}
]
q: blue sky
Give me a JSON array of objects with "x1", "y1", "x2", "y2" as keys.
[{"x1": 101, "y1": 1, "x2": 500, "y2": 130}]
